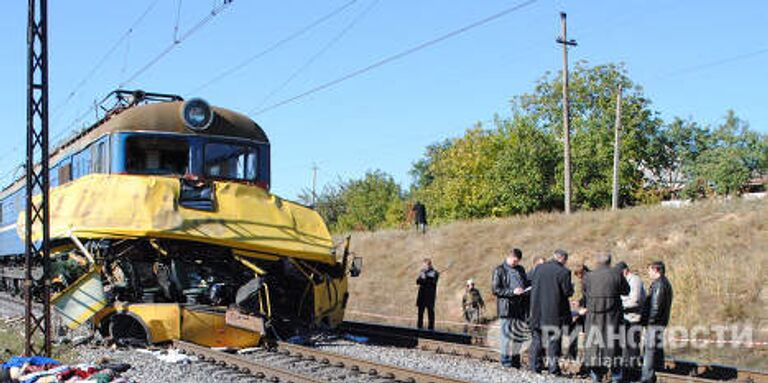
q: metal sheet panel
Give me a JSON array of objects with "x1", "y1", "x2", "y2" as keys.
[
  {"x1": 20, "y1": 174, "x2": 334, "y2": 264},
  {"x1": 51, "y1": 267, "x2": 107, "y2": 329}
]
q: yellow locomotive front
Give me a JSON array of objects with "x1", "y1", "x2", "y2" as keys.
[{"x1": 20, "y1": 91, "x2": 357, "y2": 347}]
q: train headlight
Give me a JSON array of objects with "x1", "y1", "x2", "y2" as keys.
[{"x1": 181, "y1": 98, "x2": 214, "y2": 131}]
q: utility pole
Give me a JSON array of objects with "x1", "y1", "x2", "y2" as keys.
[
  {"x1": 556, "y1": 12, "x2": 577, "y2": 214},
  {"x1": 25, "y1": 0, "x2": 52, "y2": 356},
  {"x1": 612, "y1": 84, "x2": 622, "y2": 211},
  {"x1": 311, "y1": 163, "x2": 318, "y2": 207}
]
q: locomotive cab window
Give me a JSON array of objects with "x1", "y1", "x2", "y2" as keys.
[
  {"x1": 126, "y1": 136, "x2": 189, "y2": 175},
  {"x1": 204, "y1": 143, "x2": 258, "y2": 181}
]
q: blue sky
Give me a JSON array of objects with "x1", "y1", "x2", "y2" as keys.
[{"x1": 1, "y1": 1, "x2": 766, "y2": 199}]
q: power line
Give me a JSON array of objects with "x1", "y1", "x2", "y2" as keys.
[
  {"x1": 45, "y1": 0, "x2": 236, "y2": 154},
  {"x1": 661, "y1": 46, "x2": 768, "y2": 78},
  {"x1": 252, "y1": 0, "x2": 380, "y2": 113},
  {"x1": 186, "y1": 0, "x2": 358, "y2": 96},
  {"x1": 119, "y1": 0, "x2": 235, "y2": 87},
  {"x1": 51, "y1": 0, "x2": 160, "y2": 123},
  {"x1": 251, "y1": 0, "x2": 539, "y2": 116}
]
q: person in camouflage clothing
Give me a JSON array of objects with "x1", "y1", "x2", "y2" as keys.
[{"x1": 462, "y1": 279, "x2": 485, "y2": 324}]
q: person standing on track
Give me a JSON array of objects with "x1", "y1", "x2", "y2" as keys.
[
  {"x1": 528, "y1": 249, "x2": 573, "y2": 375},
  {"x1": 583, "y1": 253, "x2": 629, "y2": 383},
  {"x1": 462, "y1": 279, "x2": 485, "y2": 325},
  {"x1": 416, "y1": 258, "x2": 439, "y2": 330},
  {"x1": 492, "y1": 248, "x2": 529, "y2": 368},
  {"x1": 641, "y1": 261, "x2": 673, "y2": 383},
  {"x1": 616, "y1": 261, "x2": 646, "y2": 381}
]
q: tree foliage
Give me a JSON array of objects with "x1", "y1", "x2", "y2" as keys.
[
  {"x1": 307, "y1": 63, "x2": 767, "y2": 232},
  {"x1": 301, "y1": 170, "x2": 403, "y2": 232}
]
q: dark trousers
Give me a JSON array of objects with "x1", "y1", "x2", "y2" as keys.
[
  {"x1": 624, "y1": 322, "x2": 643, "y2": 381},
  {"x1": 567, "y1": 317, "x2": 584, "y2": 359},
  {"x1": 642, "y1": 326, "x2": 665, "y2": 383},
  {"x1": 529, "y1": 326, "x2": 562, "y2": 375},
  {"x1": 417, "y1": 305, "x2": 435, "y2": 330}
]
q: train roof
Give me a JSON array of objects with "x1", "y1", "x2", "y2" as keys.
[
  {"x1": 53, "y1": 100, "x2": 269, "y2": 159},
  {"x1": 2, "y1": 91, "x2": 268, "y2": 196}
]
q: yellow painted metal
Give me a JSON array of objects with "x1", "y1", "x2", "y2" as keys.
[
  {"x1": 51, "y1": 267, "x2": 108, "y2": 329},
  {"x1": 21, "y1": 174, "x2": 334, "y2": 264},
  {"x1": 91, "y1": 303, "x2": 261, "y2": 347},
  {"x1": 312, "y1": 275, "x2": 348, "y2": 327},
  {"x1": 181, "y1": 307, "x2": 261, "y2": 348},
  {"x1": 235, "y1": 256, "x2": 266, "y2": 276},
  {"x1": 93, "y1": 303, "x2": 182, "y2": 343}
]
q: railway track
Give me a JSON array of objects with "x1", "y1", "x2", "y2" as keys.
[
  {"x1": 340, "y1": 321, "x2": 768, "y2": 383},
  {"x1": 174, "y1": 340, "x2": 325, "y2": 383},
  {"x1": 175, "y1": 339, "x2": 471, "y2": 383}
]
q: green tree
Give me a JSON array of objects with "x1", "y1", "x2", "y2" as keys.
[
  {"x1": 512, "y1": 61, "x2": 664, "y2": 209},
  {"x1": 336, "y1": 170, "x2": 402, "y2": 231},
  {"x1": 302, "y1": 170, "x2": 404, "y2": 232},
  {"x1": 412, "y1": 117, "x2": 559, "y2": 221},
  {"x1": 298, "y1": 183, "x2": 346, "y2": 229},
  {"x1": 683, "y1": 111, "x2": 767, "y2": 197}
]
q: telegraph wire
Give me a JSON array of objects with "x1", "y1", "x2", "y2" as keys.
[
  {"x1": 251, "y1": 0, "x2": 539, "y2": 116},
  {"x1": 252, "y1": 0, "x2": 380, "y2": 113},
  {"x1": 186, "y1": 0, "x2": 358, "y2": 96}
]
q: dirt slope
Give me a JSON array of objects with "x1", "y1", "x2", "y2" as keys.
[{"x1": 343, "y1": 199, "x2": 768, "y2": 367}]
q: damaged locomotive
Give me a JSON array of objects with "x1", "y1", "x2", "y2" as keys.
[{"x1": 0, "y1": 90, "x2": 361, "y2": 348}]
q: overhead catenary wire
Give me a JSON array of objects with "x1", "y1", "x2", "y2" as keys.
[
  {"x1": 250, "y1": 0, "x2": 539, "y2": 116},
  {"x1": 51, "y1": 0, "x2": 161, "y2": 124},
  {"x1": 119, "y1": 0, "x2": 235, "y2": 88},
  {"x1": 660, "y1": 46, "x2": 768, "y2": 78},
  {"x1": 186, "y1": 0, "x2": 358, "y2": 96},
  {"x1": 252, "y1": 0, "x2": 381, "y2": 113},
  {"x1": 51, "y1": 0, "x2": 236, "y2": 151}
]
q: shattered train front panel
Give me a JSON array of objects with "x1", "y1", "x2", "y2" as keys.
[{"x1": 11, "y1": 94, "x2": 352, "y2": 348}]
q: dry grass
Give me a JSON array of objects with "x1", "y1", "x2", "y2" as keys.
[{"x1": 342, "y1": 199, "x2": 768, "y2": 368}]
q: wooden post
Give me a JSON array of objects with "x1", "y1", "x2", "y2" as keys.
[{"x1": 612, "y1": 84, "x2": 622, "y2": 211}]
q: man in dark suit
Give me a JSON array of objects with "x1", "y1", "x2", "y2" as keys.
[
  {"x1": 584, "y1": 253, "x2": 630, "y2": 383},
  {"x1": 528, "y1": 249, "x2": 574, "y2": 375},
  {"x1": 416, "y1": 258, "x2": 439, "y2": 330}
]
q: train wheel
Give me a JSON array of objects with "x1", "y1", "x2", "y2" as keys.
[{"x1": 108, "y1": 314, "x2": 149, "y2": 347}]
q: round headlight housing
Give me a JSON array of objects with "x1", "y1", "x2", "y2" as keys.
[{"x1": 181, "y1": 98, "x2": 214, "y2": 131}]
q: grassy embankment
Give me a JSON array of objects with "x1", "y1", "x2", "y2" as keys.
[{"x1": 342, "y1": 199, "x2": 768, "y2": 368}]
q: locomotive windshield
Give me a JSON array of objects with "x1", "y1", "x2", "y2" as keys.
[
  {"x1": 126, "y1": 136, "x2": 189, "y2": 175},
  {"x1": 204, "y1": 143, "x2": 258, "y2": 181}
]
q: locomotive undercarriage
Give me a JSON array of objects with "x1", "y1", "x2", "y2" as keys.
[{"x1": 3, "y1": 237, "x2": 349, "y2": 346}]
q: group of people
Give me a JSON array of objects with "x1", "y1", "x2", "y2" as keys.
[{"x1": 414, "y1": 249, "x2": 674, "y2": 383}]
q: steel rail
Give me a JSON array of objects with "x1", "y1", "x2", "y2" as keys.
[
  {"x1": 276, "y1": 341, "x2": 470, "y2": 383},
  {"x1": 342, "y1": 321, "x2": 768, "y2": 383},
  {"x1": 173, "y1": 340, "x2": 324, "y2": 383}
]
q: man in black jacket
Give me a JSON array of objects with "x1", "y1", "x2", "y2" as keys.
[
  {"x1": 528, "y1": 249, "x2": 573, "y2": 375},
  {"x1": 492, "y1": 248, "x2": 528, "y2": 368},
  {"x1": 416, "y1": 258, "x2": 439, "y2": 330},
  {"x1": 583, "y1": 253, "x2": 630, "y2": 383},
  {"x1": 641, "y1": 261, "x2": 673, "y2": 383}
]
